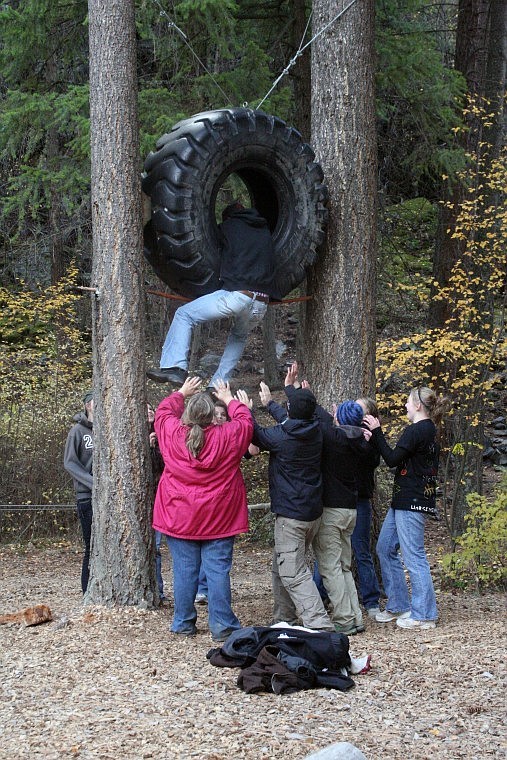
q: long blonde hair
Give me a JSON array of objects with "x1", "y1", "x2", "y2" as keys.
[
  {"x1": 181, "y1": 393, "x2": 215, "y2": 458},
  {"x1": 410, "y1": 386, "x2": 450, "y2": 427}
]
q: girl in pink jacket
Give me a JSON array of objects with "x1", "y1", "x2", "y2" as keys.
[{"x1": 153, "y1": 377, "x2": 253, "y2": 641}]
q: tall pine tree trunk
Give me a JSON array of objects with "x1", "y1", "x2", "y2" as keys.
[
  {"x1": 303, "y1": 0, "x2": 377, "y2": 406},
  {"x1": 86, "y1": 0, "x2": 156, "y2": 606}
]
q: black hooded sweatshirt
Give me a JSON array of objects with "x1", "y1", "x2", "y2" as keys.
[
  {"x1": 218, "y1": 208, "x2": 280, "y2": 299},
  {"x1": 252, "y1": 401, "x2": 323, "y2": 522}
]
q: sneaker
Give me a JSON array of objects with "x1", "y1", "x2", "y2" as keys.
[
  {"x1": 334, "y1": 623, "x2": 358, "y2": 636},
  {"x1": 195, "y1": 593, "x2": 208, "y2": 605},
  {"x1": 375, "y1": 610, "x2": 411, "y2": 623},
  {"x1": 366, "y1": 606, "x2": 381, "y2": 619},
  {"x1": 396, "y1": 616, "x2": 436, "y2": 630},
  {"x1": 146, "y1": 367, "x2": 188, "y2": 384}
]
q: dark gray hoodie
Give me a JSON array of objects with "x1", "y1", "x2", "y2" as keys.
[{"x1": 63, "y1": 412, "x2": 93, "y2": 500}]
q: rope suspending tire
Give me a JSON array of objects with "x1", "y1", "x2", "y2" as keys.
[{"x1": 142, "y1": 107, "x2": 327, "y2": 298}]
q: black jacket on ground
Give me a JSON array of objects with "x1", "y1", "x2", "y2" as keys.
[
  {"x1": 218, "y1": 208, "x2": 280, "y2": 299},
  {"x1": 252, "y1": 401, "x2": 323, "y2": 522},
  {"x1": 207, "y1": 625, "x2": 354, "y2": 694}
]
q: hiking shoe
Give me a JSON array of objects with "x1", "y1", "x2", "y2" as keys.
[
  {"x1": 375, "y1": 610, "x2": 411, "y2": 623},
  {"x1": 396, "y1": 616, "x2": 436, "y2": 630},
  {"x1": 334, "y1": 623, "x2": 358, "y2": 636},
  {"x1": 146, "y1": 367, "x2": 188, "y2": 384},
  {"x1": 195, "y1": 593, "x2": 208, "y2": 605},
  {"x1": 366, "y1": 606, "x2": 381, "y2": 619}
]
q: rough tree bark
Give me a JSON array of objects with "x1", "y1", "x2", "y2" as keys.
[
  {"x1": 86, "y1": 0, "x2": 156, "y2": 606},
  {"x1": 303, "y1": 0, "x2": 377, "y2": 407}
]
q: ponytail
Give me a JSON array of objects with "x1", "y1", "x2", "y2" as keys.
[
  {"x1": 411, "y1": 386, "x2": 451, "y2": 427},
  {"x1": 181, "y1": 393, "x2": 215, "y2": 458},
  {"x1": 186, "y1": 424, "x2": 206, "y2": 458}
]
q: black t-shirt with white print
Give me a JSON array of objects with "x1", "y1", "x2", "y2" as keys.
[{"x1": 372, "y1": 419, "x2": 440, "y2": 516}]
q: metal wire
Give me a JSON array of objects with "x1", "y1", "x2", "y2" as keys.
[
  {"x1": 256, "y1": 0, "x2": 360, "y2": 110},
  {"x1": 151, "y1": 0, "x2": 233, "y2": 105}
]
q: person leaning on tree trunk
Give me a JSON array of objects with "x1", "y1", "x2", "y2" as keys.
[{"x1": 63, "y1": 391, "x2": 94, "y2": 594}]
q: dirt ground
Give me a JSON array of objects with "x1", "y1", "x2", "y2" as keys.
[{"x1": 0, "y1": 534, "x2": 505, "y2": 760}]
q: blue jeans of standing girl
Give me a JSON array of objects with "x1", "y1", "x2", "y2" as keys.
[
  {"x1": 351, "y1": 499, "x2": 381, "y2": 610},
  {"x1": 376, "y1": 508, "x2": 437, "y2": 621}
]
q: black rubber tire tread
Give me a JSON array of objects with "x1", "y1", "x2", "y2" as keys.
[{"x1": 142, "y1": 107, "x2": 328, "y2": 298}]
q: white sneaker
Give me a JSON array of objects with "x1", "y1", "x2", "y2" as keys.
[
  {"x1": 396, "y1": 616, "x2": 436, "y2": 630},
  {"x1": 366, "y1": 607, "x2": 381, "y2": 619},
  {"x1": 195, "y1": 593, "x2": 208, "y2": 605},
  {"x1": 375, "y1": 610, "x2": 411, "y2": 623}
]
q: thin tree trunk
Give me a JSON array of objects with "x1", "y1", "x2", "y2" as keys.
[
  {"x1": 303, "y1": 0, "x2": 377, "y2": 406},
  {"x1": 431, "y1": 0, "x2": 505, "y2": 532},
  {"x1": 86, "y1": 0, "x2": 155, "y2": 606},
  {"x1": 262, "y1": 308, "x2": 279, "y2": 387}
]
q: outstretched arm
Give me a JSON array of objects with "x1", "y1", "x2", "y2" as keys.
[{"x1": 363, "y1": 414, "x2": 408, "y2": 467}]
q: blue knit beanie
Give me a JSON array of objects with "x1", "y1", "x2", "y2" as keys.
[{"x1": 336, "y1": 400, "x2": 363, "y2": 426}]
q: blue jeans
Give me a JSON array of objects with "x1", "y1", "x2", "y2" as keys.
[
  {"x1": 351, "y1": 499, "x2": 381, "y2": 609},
  {"x1": 167, "y1": 536, "x2": 241, "y2": 638},
  {"x1": 312, "y1": 562, "x2": 329, "y2": 602},
  {"x1": 376, "y1": 508, "x2": 437, "y2": 621},
  {"x1": 77, "y1": 499, "x2": 92, "y2": 594},
  {"x1": 160, "y1": 290, "x2": 267, "y2": 384}
]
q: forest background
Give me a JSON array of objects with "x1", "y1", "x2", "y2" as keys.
[{"x1": 0, "y1": 0, "x2": 505, "y2": 587}]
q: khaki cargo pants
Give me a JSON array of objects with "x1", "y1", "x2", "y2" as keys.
[{"x1": 272, "y1": 515, "x2": 334, "y2": 631}]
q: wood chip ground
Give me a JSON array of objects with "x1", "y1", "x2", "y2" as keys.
[{"x1": 0, "y1": 539, "x2": 505, "y2": 759}]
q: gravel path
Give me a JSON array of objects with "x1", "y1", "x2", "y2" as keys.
[{"x1": 0, "y1": 540, "x2": 505, "y2": 759}]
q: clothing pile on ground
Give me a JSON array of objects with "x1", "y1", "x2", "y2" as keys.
[{"x1": 207, "y1": 623, "x2": 371, "y2": 695}]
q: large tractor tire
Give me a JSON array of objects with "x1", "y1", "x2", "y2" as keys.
[{"x1": 142, "y1": 107, "x2": 328, "y2": 299}]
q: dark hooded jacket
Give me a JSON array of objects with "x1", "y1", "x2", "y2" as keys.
[
  {"x1": 218, "y1": 208, "x2": 280, "y2": 299},
  {"x1": 63, "y1": 412, "x2": 93, "y2": 501},
  {"x1": 285, "y1": 386, "x2": 368, "y2": 510},
  {"x1": 252, "y1": 401, "x2": 323, "y2": 521}
]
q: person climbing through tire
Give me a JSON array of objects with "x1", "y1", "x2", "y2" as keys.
[{"x1": 147, "y1": 201, "x2": 280, "y2": 387}]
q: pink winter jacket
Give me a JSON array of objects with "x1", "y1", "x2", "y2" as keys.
[{"x1": 152, "y1": 392, "x2": 253, "y2": 540}]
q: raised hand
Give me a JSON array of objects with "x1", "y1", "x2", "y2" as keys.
[
  {"x1": 284, "y1": 362, "x2": 300, "y2": 388},
  {"x1": 301, "y1": 379, "x2": 311, "y2": 391},
  {"x1": 236, "y1": 389, "x2": 253, "y2": 409},
  {"x1": 179, "y1": 376, "x2": 202, "y2": 398},
  {"x1": 214, "y1": 379, "x2": 233, "y2": 405},
  {"x1": 363, "y1": 413, "x2": 380, "y2": 430},
  {"x1": 259, "y1": 381, "x2": 272, "y2": 407}
]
